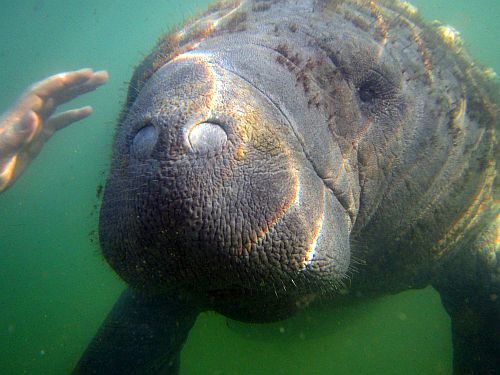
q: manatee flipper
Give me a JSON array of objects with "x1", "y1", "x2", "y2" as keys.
[
  {"x1": 73, "y1": 288, "x2": 199, "y2": 374},
  {"x1": 433, "y1": 221, "x2": 499, "y2": 375}
]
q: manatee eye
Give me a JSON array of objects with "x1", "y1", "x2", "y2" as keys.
[
  {"x1": 131, "y1": 123, "x2": 157, "y2": 159},
  {"x1": 188, "y1": 122, "x2": 227, "y2": 155},
  {"x1": 357, "y1": 70, "x2": 396, "y2": 110},
  {"x1": 358, "y1": 83, "x2": 376, "y2": 103}
]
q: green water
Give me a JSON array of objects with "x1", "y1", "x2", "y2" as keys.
[{"x1": 0, "y1": 1, "x2": 497, "y2": 374}]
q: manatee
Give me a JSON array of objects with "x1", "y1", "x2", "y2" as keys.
[{"x1": 75, "y1": 0, "x2": 499, "y2": 373}]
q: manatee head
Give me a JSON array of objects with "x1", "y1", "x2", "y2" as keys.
[{"x1": 99, "y1": 54, "x2": 351, "y2": 320}]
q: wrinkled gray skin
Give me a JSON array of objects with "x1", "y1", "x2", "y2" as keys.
[{"x1": 75, "y1": 1, "x2": 499, "y2": 374}]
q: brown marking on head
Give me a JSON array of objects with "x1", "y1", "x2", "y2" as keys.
[
  {"x1": 276, "y1": 42, "x2": 302, "y2": 66},
  {"x1": 447, "y1": 97, "x2": 467, "y2": 141},
  {"x1": 343, "y1": 10, "x2": 371, "y2": 32},
  {"x1": 275, "y1": 43, "x2": 297, "y2": 72},
  {"x1": 221, "y1": 11, "x2": 248, "y2": 33},
  {"x1": 207, "y1": 0, "x2": 241, "y2": 13},
  {"x1": 320, "y1": 0, "x2": 344, "y2": 13},
  {"x1": 307, "y1": 93, "x2": 323, "y2": 109},
  {"x1": 410, "y1": 28, "x2": 433, "y2": 84},
  {"x1": 305, "y1": 57, "x2": 318, "y2": 71},
  {"x1": 275, "y1": 39, "x2": 340, "y2": 118},
  {"x1": 276, "y1": 42, "x2": 289, "y2": 56},
  {"x1": 296, "y1": 70, "x2": 311, "y2": 94},
  {"x1": 367, "y1": 1, "x2": 389, "y2": 45},
  {"x1": 252, "y1": 3, "x2": 271, "y2": 12}
]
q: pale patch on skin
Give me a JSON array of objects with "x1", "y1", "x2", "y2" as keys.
[
  {"x1": 207, "y1": 1, "x2": 244, "y2": 29},
  {"x1": 177, "y1": 53, "x2": 220, "y2": 149},
  {"x1": 303, "y1": 185, "x2": 326, "y2": 266},
  {"x1": 368, "y1": 1, "x2": 389, "y2": 48},
  {"x1": 0, "y1": 68, "x2": 108, "y2": 192},
  {"x1": 396, "y1": 1, "x2": 418, "y2": 16},
  {"x1": 432, "y1": 156, "x2": 497, "y2": 258},
  {"x1": 437, "y1": 25, "x2": 463, "y2": 49},
  {"x1": 483, "y1": 67, "x2": 497, "y2": 81},
  {"x1": 176, "y1": 1, "x2": 243, "y2": 51}
]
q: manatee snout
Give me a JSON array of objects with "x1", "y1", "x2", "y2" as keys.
[{"x1": 99, "y1": 58, "x2": 351, "y2": 301}]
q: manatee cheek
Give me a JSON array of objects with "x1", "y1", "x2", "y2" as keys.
[
  {"x1": 301, "y1": 183, "x2": 351, "y2": 280},
  {"x1": 272, "y1": 162, "x2": 351, "y2": 283}
]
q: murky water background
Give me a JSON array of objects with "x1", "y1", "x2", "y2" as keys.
[{"x1": 0, "y1": 1, "x2": 497, "y2": 373}]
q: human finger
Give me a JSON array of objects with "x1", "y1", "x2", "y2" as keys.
[
  {"x1": 29, "y1": 69, "x2": 94, "y2": 98},
  {"x1": 48, "y1": 70, "x2": 109, "y2": 105},
  {"x1": 21, "y1": 69, "x2": 106, "y2": 122},
  {"x1": 46, "y1": 106, "x2": 93, "y2": 131},
  {"x1": 9, "y1": 71, "x2": 90, "y2": 118}
]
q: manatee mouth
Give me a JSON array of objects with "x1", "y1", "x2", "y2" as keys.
[{"x1": 203, "y1": 286, "x2": 301, "y2": 323}]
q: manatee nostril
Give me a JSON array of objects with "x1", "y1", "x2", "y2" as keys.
[
  {"x1": 188, "y1": 122, "x2": 227, "y2": 155},
  {"x1": 131, "y1": 123, "x2": 158, "y2": 159}
]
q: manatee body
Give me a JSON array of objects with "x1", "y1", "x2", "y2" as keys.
[{"x1": 76, "y1": 0, "x2": 498, "y2": 373}]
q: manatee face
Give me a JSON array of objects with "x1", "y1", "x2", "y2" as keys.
[
  {"x1": 100, "y1": 54, "x2": 352, "y2": 310},
  {"x1": 99, "y1": 4, "x2": 419, "y2": 314}
]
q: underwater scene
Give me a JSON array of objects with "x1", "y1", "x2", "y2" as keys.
[{"x1": 0, "y1": 0, "x2": 498, "y2": 374}]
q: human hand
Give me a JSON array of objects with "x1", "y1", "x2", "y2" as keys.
[{"x1": 0, "y1": 68, "x2": 108, "y2": 192}]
